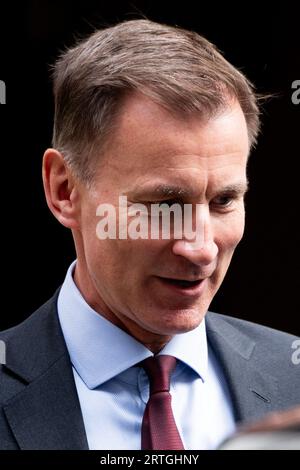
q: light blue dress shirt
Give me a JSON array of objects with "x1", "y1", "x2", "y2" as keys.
[{"x1": 57, "y1": 261, "x2": 236, "y2": 450}]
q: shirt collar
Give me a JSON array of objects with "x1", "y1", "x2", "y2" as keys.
[{"x1": 57, "y1": 261, "x2": 208, "y2": 389}]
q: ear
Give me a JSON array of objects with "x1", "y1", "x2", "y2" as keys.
[{"x1": 42, "y1": 149, "x2": 80, "y2": 229}]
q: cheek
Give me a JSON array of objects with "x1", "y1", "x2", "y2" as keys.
[
  {"x1": 228, "y1": 223, "x2": 245, "y2": 249},
  {"x1": 80, "y1": 200, "x2": 99, "y2": 242},
  {"x1": 87, "y1": 237, "x2": 153, "y2": 280},
  {"x1": 216, "y1": 213, "x2": 245, "y2": 254}
]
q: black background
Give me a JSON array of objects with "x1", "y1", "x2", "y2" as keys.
[{"x1": 0, "y1": 1, "x2": 299, "y2": 334}]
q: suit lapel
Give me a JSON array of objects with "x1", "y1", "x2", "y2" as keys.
[
  {"x1": 206, "y1": 312, "x2": 280, "y2": 423},
  {"x1": 3, "y1": 290, "x2": 89, "y2": 449},
  {"x1": 3, "y1": 355, "x2": 89, "y2": 449}
]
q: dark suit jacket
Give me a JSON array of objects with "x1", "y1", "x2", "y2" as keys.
[{"x1": 0, "y1": 289, "x2": 299, "y2": 449}]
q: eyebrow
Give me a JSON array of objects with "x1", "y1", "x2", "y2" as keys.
[
  {"x1": 129, "y1": 181, "x2": 249, "y2": 200},
  {"x1": 215, "y1": 182, "x2": 249, "y2": 196}
]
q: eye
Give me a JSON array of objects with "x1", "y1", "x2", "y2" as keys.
[
  {"x1": 214, "y1": 196, "x2": 232, "y2": 205},
  {"x1": 210, "y1": 195, "x2": 235, "y2": 210},
  {"x1": 143, "y1": 200, "x2": 184, "y2": 220},
  {"x1": 150, "y1": 199, "x2": 182, "y2": 208},
  {"x1": 160, "y1": 199, "x2": 181, "y2": 207}
]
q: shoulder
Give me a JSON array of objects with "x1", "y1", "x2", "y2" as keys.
[
  {"x1": 207, "y1": 311, "x2": 299, "y2": 343},
  {"x1": 206, "y1": 311, "x2": 300, "y2": 375},
  {"x1": 0, "y1": 288, "x2": 65, "y2": 400},
  {"x1": 0, "y1": 289, "x2": 61, "y2": 341}
]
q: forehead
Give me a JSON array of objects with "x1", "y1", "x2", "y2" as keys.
[{"x1": 98, "y1": 93, "x2": 249, "y2": 192}]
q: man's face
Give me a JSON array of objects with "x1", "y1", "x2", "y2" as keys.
[{"x1": 75, "y1": 94, "x2": 249, "y2": 345}]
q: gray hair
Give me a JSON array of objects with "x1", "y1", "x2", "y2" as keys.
[{"x1": 52, "y1": 19, "x2": 260, "y2": 183}]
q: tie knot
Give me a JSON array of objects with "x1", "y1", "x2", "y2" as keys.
[{"x1": 141, "y1": 355, "x2": 177, "y2": 394}]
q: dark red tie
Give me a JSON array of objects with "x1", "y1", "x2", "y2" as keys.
[{"x1": 141, "y1": 354, "x2": 184, "y2": 450}]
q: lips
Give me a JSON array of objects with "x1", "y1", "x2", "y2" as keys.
[
  {"x1": 160, "y1": 278, "x2": 203, "y2": 288},
  {"x1": 155, "y1": 276, "x2": 207, "y2": 298}
]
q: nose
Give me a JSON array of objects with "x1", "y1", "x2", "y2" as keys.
[
  {"x1": 172, "y1": 238, "x2": 218, "y2": 266},
  {"x1": 172, "y1": 204, "x2": 218, "y2": 266}
]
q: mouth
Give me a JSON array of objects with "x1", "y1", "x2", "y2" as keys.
[
  {"x1": 156, "y1": 276, "x2": 206, "y2": 296},
  {"x1": 160, "y1": 278, "x2": 202, "y2": 288}
]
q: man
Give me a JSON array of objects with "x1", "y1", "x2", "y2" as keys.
[{"x1": 0, "y1": 19, "x2": 299, "y2": 450}]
